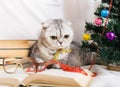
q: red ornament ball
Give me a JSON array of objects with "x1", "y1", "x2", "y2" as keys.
[{"x1": 95, "y1": 18, "x2": 103, "y2": 25}]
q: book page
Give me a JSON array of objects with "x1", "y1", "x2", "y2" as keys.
[{"x1": 0, "y1": 67, "x2": 93, "y2": 87}]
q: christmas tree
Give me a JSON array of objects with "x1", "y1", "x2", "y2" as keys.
[{"x1": 81, "y1": 0, "x2": 120, "y2": 66}]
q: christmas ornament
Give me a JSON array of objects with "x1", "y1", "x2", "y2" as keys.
[
  {"x1": 101, "y1": 9, "x2": 109, "y2": 18},
  {"x1": 95, "y1": 17, "x2": 103, "y2": 25},
  {"x1": 83, "y1": 33, "x2": 91, "y2": 41},
  {"x1": 105, "y1": 32, "x2": 115, "y2": 41}
]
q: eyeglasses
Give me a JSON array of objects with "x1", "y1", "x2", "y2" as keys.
[{"x1": 2, "y1": 57, "x2": 46, "y2": 74}]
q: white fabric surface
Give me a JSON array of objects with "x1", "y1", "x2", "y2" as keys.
[
  {"x1": 0, "y1": 65, "x2": 120, "y2": 87},
  {"x1": 90, "y1": 65, "x2": 120, "y2": 87},
  {"x1": 0, "y1": 0, "x2": 101, "y2": 43},
  {"x1": 0, "y1": 0, "x2": 64, "y2": 40}
]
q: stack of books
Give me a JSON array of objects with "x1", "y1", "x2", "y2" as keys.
[
  {"x1": 0, "y1": 40, "x2": 36, "y2": 65},
  {"x1": 0, "y1": 40, "x2": 36, "y2": 57}
]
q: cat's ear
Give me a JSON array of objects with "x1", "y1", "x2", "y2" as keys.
[
  {"x1": 41, "y1": 22, "x2": 48, "y2": 30},
  {"x1": 42, "y1": 19, "x2": 52, "y2": 29}
]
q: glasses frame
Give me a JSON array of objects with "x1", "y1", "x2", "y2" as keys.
[{"x1": 2, "y1": 57, "x2": 39, "y2": 74}]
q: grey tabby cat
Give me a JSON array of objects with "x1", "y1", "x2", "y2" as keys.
[{"x1": 29, "y1": 19, "x2": 91, "y2": 68}]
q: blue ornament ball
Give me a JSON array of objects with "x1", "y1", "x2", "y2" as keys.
[{"x1": 101, "y1": 9, "x2": 109, "y2": 18}]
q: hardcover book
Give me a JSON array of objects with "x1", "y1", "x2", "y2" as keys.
[{"x1": 0, "y1": 40, "x2": 36, "y2": 57}]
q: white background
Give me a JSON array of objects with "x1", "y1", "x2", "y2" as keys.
[{"x1": 0, "y1": 0, "x2": 101, "y2": 42}]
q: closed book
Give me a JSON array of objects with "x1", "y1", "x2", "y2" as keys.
[
  {"x1": 0, "y1": 40, "x2": 36, "y2": 57},
  {"x1": 0, "y1": 40, "x2": 30, "y2": 49}
]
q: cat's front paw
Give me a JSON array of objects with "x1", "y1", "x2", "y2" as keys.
[{"x1": 47, "y1": 64, "x2": 61, "y2": 69}]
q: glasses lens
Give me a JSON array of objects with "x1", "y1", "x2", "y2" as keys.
[
  {"x1": 22, "y1": 58, "x2": 37, "y2": 74},
  {"x1": 3, "y1": 58, "x2": 17, "y2": 73}
]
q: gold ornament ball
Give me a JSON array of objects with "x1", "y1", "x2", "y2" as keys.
[{"x1": 83, "y1": 34, "x2": 91, "y2": 41}]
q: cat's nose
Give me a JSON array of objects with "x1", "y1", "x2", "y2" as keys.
[{"x1": 59, "y1": 42, "x2": 62, "y2": 44}]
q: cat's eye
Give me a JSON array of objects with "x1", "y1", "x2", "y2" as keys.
[
  {"x1": 64, "y1": 35, "x2": 69, "y2": 38},
  {"x1": 50, "y1": 36, "x2": 57, "y2": 40}
]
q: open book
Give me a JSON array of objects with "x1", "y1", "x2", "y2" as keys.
[{"x1": 0, "y1": 68, "x2": 94, "y2": 87}]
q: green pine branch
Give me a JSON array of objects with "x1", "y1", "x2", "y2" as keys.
[
  {"x1": 85, "y1": 22, "x2": 103, "y2": 33},
  {"x1": 81, "y1": 0, "x2": 120, "y2": 65}
]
